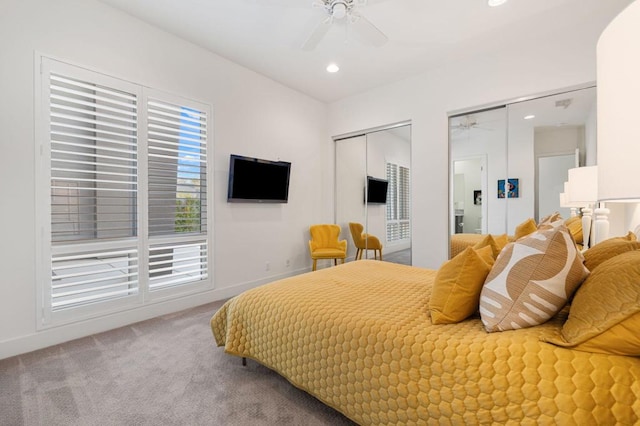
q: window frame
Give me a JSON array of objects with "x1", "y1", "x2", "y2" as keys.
[{"x1": 35, "y1": 55, "x2": 214, "y2": 329}]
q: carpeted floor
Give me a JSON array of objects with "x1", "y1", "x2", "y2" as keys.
[
  {"x1": 0, "y1": 301, "x2": 356, "y2": 426},
  {"x1": 381, "y1": 248, "x2": 411, "y2": 265}
]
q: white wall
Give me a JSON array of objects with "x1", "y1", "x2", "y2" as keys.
[
  {"x1": 0, "y1": 0, "x2": 330, "y2": 358},
  {"x1": 328, "y1": 2, "x2": 624, "y2": 268}
]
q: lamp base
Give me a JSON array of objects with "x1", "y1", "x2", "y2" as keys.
[
  {"x1": 581, "y1": 206, "x2": 593, "y2": 249},
  {"x1": 594, "y1": 207, "x2": 610, "y2": 245}
]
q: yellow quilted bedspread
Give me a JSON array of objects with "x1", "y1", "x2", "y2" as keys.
[
  {"x1": 210, "y1": 260, "x2": 640, "y2": 425},
  {"x1": 450, "y1": 233, "x2": 485, "y2": 258}
]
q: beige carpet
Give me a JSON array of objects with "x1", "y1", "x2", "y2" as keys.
[{"x1": 0, "y1": 301, "x2": 356, "y2": 425}]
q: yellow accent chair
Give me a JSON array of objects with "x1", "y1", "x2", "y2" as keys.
[
  {"x1": 349, "y1": 222, "x2": 383, "y2": 261},
  {"x1": 309, "y1": 224, "x2": 348, "y2": 271}
]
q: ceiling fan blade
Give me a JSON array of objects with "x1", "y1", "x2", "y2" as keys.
[
  {"x1": 243, "y1": 0, "x2": 314, "y2": 8},
  {"x1": 349, "y1": 13, "x2": 388, "y2": 47},
  {"x1": 301, "y1": 16, "x2": 332, "y2": 51}
]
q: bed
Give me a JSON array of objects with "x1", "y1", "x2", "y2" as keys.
[
  {"x1": 450, "y1": 216, "x2": 584, "y2": 258},
  {"x1": 450, "y1": 233, "x2": 485, "y2": 258},
  {"x1": 211, "y1": 245, "x2": 640, "y2": 425}
]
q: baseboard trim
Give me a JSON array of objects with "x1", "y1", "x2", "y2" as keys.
[{"x1": 0, "y1": 269, "x2": 306, "y2": 360}]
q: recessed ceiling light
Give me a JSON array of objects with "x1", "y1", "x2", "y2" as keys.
[
  {"x1": 488, "y1": 0, "x2": 507, "y2": 7},
  {"x1": 326, "y1": 63, "x2": 340, "y2": 73},
  {"x1": 524, "y1": 115, "x2": 535, "y2": 120}
]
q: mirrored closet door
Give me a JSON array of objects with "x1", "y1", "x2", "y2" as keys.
[
  {"x1": 449, "y1": 85, "x2": 597, "y2": 251},
  {"x1": 335, "y1": 124, "x2": 412, "y2": 265}
]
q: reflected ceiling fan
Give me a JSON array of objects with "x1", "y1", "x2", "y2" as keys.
[
  {"x1": 301, "y1": 0, "x2": 388, "y2": 51},
  {"x1": 449, "y1": 115, "x2": 494, "y2": 135}
]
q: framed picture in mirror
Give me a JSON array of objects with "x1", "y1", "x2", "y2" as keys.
[
  {"x1": 474, "y1": 190, "x2": 482, "y2": 205},
  {"x1": 498, "y1": 178, "x2": 519, "y2": 198}
]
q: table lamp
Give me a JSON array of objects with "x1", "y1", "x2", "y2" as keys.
[{"x1": 597, "y1": 0, "x2": 640, "y2": 240}]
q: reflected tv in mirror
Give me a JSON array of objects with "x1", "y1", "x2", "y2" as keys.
[
  {"x1": 365, "y1": 176, "x2": 388, "y2": 204},
  {"x1": 227, "y1": 154, "x2": 291, "y2": 203}
]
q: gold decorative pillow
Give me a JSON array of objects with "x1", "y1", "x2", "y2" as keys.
[
  {"x1": 474, "y1": 245, "x2": 495, "y2": 265},
  {"x1": 493, "y1": 234, "x2": 509, "y2": 252},
  {"x1": 583, "y1": 237, "x2": 640, "y2": 272},
  {"x1": 472, "y1": 234, "x2": 501, "y2": 259},
  {"x1": 564, "y1": 216, "x2": 583, "y2": 245},
  {"x1": 615, "y1": 231, "x2": 637, "y2": 241},
  {"x1": 479, "y1": 222, "x2": 589, "y2": 332},
  {"x1": 545, "y1": 250, "x2": 640, "y2": 355},
  {"x1": 430, "y1": 246, "x2": 494, "y2": 325},
  {"x1": 514, "y1": 218, "x2": 537, "y2": 240}
]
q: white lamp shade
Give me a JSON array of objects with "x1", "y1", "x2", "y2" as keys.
[
  {"x1": 561, "y1": 182, "x2": 586, "y2": 208},
  {"x1": 597, "y1": 1, "x2": 640, "y2": 202},
  {"x1": 559, "y1": 192, "x2": 566, "y2": 207},
  {"x1": 567, "y1": 166, "x2": 598, "y2": 204}
]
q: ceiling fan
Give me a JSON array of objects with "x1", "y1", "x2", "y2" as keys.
[
  {"x1": 449, "y1": 115, "x2": 494, "y2": 135},
  {"x1": 302, "y1": 0, "x2": 388, "y2": 51}
]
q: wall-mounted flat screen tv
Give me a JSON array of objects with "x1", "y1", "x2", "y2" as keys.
[
  {"x1": 227, "y1": 154, "x2": 291, "y2": 203},
  {"x1": 365, "y1": 176, "x2": 388, "y2": 204}
]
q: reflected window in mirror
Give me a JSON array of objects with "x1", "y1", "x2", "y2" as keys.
[{"x1": 335, "y1": 124, "x2": 412, "y2": 265}]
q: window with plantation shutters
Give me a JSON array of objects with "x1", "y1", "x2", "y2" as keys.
[
  {"x1": 386, "y1": 162, "x2": 410, "y2": 242},
  {"x1": 47, "y1": 67, "x2": 140, "y2": 314},
  {"x1": 37, "y1": 57, "x2": 212, "y2": 326},
  {"x1": 146, "y1": 97, "x2": 208, "y2": 291}
]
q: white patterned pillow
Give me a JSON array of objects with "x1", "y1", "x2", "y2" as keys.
[{"x1": 479, "y1": 220, "x2": 589, "y2": 332}]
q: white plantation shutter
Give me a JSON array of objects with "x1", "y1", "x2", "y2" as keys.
[
  {"x1": 51, "y1": 247, "x2": 139, "y2": 310},
  {"x1": 38, "y1": 58, "x2": 213, "y2": 325},
  {"x1": 386, "y1": 162, "x2": 410, "y2": 242},
  {"x1": 149, "y1": 241, "x2": 208, "y2": 290},
  {"x1": 48, "y1": 67, "x2": 140, "y2": 312},
  {"x1": 147, "y1": 97, "x2": 208, "y2": 291},
  {"x1": 399, "y1": 166, "x2": 410, "y2": 239},
  {"x1": 386, "y1": 163, "x2": 399, "y2": 241}
]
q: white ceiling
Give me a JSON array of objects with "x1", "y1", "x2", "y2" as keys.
[{"x1": 98, "y1": 0, "x2": 632, "y2": 103}]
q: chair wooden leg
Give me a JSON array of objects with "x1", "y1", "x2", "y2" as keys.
[
  {"x1": 334, "y1": 258, "x2": 338, "y2": 266},
  {"x1": 312, "y1": 259, "x2": 317, "y2": 271},
  {"x1": 379, "y1": 250, "x2": 383, "y2": 261}
]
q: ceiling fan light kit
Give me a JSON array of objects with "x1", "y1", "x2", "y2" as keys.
[
  {"x1": 488, "y1": 0, "x2": 508, "y2": 7},
  {"x1": 302, "y1": 0, "x2": 388, "y2": 51},
  {"x1": 331, "y1": 1, "x2": 348, "y2": 19}
]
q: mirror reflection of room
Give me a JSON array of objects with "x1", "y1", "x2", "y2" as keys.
[
  {"x1": 449, "y1": 86, "x2": 597, "y2": 258},
  {"x1": 335, "y1": 124, "x2": 412, "y2": 266},
  {"x1": 507, "y1": 87, "x2": 597, "y2": 229},
  {"x1": 450, "y1": 107, "x2": 507, "y2": 238}
]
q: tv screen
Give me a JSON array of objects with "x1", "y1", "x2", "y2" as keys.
[
  {"x1": 365, "y1": 176, "x2": 388, "y2": 204},
  {"x1": 227, "y1": 154, "x2": 291, "y2": 203}
]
